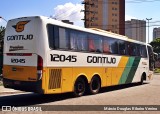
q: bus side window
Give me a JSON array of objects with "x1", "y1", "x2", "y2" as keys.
[
  {"x1": 103, "y1": 39, "x2": 111, "y2": 54},
  {"x1": 94, "y1": 36, "x2": 102, "y2": 53},
  {"x1": 70, "y1": 32, "x2": 78, "y2": 50},
  {"x1": 129, "y1": 43, "x2": 137, "y2": 56},
  {"x1": 47, "y1": 24, "x2": 59, "y2": 49},
  {"x1": 127, "y1": 43, "x2": 132, "y2": 56},
  {"x1": 47, "y1": 24, "x2": 54, "y2": 49},
  {"x1": 140, "y1": 45, "x2": 147, "y2": 58},
  {"x1": 103, "y1": 41, "x2": 110, "y2": 53},
  {"x1": 81, "y1": 37, "x2": 88, "y2": 51},
  {"x1": 89, "y1": 38, "x2": 95, "y2": 52},
  {"x1": 119, "y1": 40, "x2": 126, "y2": 55},
  {"x1": 136, "y1": 44, "x2": 140, "y2": 56},
  {"x1": 110, "y1": 39, "x2": 118, "y2": 54},
  {"x1": 77, "y1": 32, "x2": 88, "y2": 51},
  {"x1": 59, "y1": 28, "x2": 69, "y2": 49}
]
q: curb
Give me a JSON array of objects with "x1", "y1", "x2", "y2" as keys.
[
  {"x1": 154, "y1": 73, "x2": 160, "y2": 75},
  {"x1": 0, "y1": 85, "x2": 24, "y2": 95},
  {"x1": 0, "y1": 91, "x2": 24, "y2": 95}
]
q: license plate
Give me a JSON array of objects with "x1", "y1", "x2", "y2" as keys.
[{"x1": 14, "y1": 81, "x2": 21, "y2": 85}]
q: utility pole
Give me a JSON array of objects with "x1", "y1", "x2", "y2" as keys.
[
  {"x1": 81, "y1": 0, "x2": 95, "y2": 28},
  {"x1": 146, "y1": 18, "x2": 152, "y2": 43}
]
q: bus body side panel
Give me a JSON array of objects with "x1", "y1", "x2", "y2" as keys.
[
  {"x1": 45, "y1": 51, "x2": 123, "y2": 94},
  {"x1": 124, "y1": 57, "x2": 141, "y2": 83},
  {"x1": 43, "y1": 67, "x2": 73, "y2": 94},
  {"x1": 132, "y1": 58, "x2": 148, "y2": 82}
]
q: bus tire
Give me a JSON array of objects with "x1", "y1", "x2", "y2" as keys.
[
  {"x1": 140, "y1": 74, "x2": 144, "y2": 85},
  {"x1": 89, "y1": 76, "x2": 101, "y2": 94},
  {"x1": 73, "y1": 77, "x2": 86, "y2": 97}
]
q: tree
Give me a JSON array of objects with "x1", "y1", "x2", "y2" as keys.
[
  {"x1": 0, "y1": 26, "x2": 5, "y2": 52},
  {"x1": 150, "y1": 38, "x2": 160, "y2": 54}
]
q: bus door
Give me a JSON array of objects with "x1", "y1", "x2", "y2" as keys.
[{"x1": 147, "y1": 46, "x2": 154, "y2": 71}]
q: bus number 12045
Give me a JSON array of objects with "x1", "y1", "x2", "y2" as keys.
[{"x1": 50, "y1": 54, "x2": 77, "y2": 62}]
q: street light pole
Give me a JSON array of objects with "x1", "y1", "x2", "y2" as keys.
[
  {"x1": 146, "y1": 18, "x2": 152, "y2": 43},
  {"x1": 0, "y1": 16, "x2": 7, "y2": 23}
]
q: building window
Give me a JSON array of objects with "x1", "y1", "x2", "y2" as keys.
[
  {"x1": 112, "y1": 8, "x2": 118, "y2": 10},
  {"x1": 112, "y1": 2, "x2": 118, "y2": 5}
]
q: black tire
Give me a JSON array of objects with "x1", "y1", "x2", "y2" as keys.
[
  {"x1": 140, "y1": 75, "x2": 144, "y2": 85},
  {"x1": 73, "y1": 77, "x2": 86, "y2": 97},
  {"x1": 89, "y1": 76, "x2": 101, "y2": 94}
]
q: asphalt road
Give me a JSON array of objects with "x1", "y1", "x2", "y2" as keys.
[{"x1": 0, "y1": 74, "x2": 160, "y2": 114}]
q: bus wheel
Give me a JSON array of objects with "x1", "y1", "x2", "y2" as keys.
[
  {"x1": 89, "y1": 76, "x2": 101, "y2": 94},
  {"x1": 140, "y1": 74, "x2": 144, "y2": 85},
  {"x1": 73, "y1": 77, "x2": 86, "y2": 97}
]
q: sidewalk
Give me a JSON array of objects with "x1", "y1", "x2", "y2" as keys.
[
  {"x1": 0, "y1": 85, "x2": 23, "y2": 95},
  {"x1": 154, "y1": 73, "x2": 160, "y2": 75}
]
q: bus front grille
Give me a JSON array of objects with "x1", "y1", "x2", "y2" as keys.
[{"x1": 48, "y1": 69, "x2": 62, "y2": 89}]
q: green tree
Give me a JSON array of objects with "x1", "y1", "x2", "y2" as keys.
[
  {"x1": 0, "y1": 26, "x2": 5, "y2": 52},
  {"x1": 150, "y1": 38, "x2": 160, "y2": 54}
]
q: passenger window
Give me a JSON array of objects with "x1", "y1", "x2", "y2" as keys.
[
  {"x1": 88, "y1": 34, "x2": 102, "y2": 53},
  {"x1": 103, "y1": 37, "x2": 118, "y2": 54},
  {"x1": 119, "y1": 40, "x2": 126, "y2": 55},
  {"x1": 69, "y1": 30, "x2": 89, "y2": 51},
  {"x1": 47, "y1": 25, "x2": 59, "y2": 49},
  {"x1": 128, "y1": 43, "x2": 138, "y2": 56},
  {"x1": 70, "y1": 31, "x2": 78, "y2": 50},
  {"x1": 136, "y1": 44, "x2": 140, "y2": 56},
  {"x1": 110, "y1": 39, "x2": 118, "y2": 54},
  {"x1": 59, "y1": 28, "x2": 69, "y2": 49},
  {"x1": 89, "y1": 38, "x2": 95, "y2": 52},
  {"x1": 77, "y1": 32, "x2": 88, "y2": 51},
  {"x1": 103, "y1": 39, "x2": 111, "y2": 54}
]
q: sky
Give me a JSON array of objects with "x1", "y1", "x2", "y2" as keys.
[{"x1": 1, "y1": 0, "x2": 160, "y2": 42}]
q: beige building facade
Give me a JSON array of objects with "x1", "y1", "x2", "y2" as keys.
[
  {"x1": 125, "y1": 19, "x2": 146, "y2": 42},
  {"x1": 153, "y1": 27, "x2": 160, "y2": 40}
]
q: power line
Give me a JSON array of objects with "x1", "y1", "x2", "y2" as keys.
[
  {"x1": 55, "y1": 10, "x2": 82, "y2": 20},
  {"x1": 92, "y1": 24, "x2": 160, "y2": 31},
  {"x1": 52, "y1": 0, "x2": 160, "y2": 30},
  {"x1": 53, "y1": 0, "x2": 160, "y2": 21},
  {"x1": 53, "y1": 8, "x2": 77, "y2": 20},
  {"x1": 85, "y1": 20, "x2": 160, "y2": 28},
  {"x1": 92, "y1": 0, "x2": 160, "y2": 4}
]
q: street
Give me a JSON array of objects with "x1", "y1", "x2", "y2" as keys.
[{"x1": 0, "y1": 74, "x2": 160, "y2": 114}]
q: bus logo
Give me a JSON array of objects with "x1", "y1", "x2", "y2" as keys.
[{"x1": 12, "y1": 20, "x2": 30, "y2": 32}]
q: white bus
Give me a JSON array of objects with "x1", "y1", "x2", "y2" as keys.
[{"x1": 3, "y1": 16, "x2": 154, "y2": 96}]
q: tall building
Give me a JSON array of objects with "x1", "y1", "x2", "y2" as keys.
[
  {"x1": 83, "y1": 0, "x2": 125, "y2": 35},
  {"x1": 153, "y1": 27, "x2": 160, "y2": 40},
  {"x1": 125, "y1": 19, "x2": 146, "y2": 42}
]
